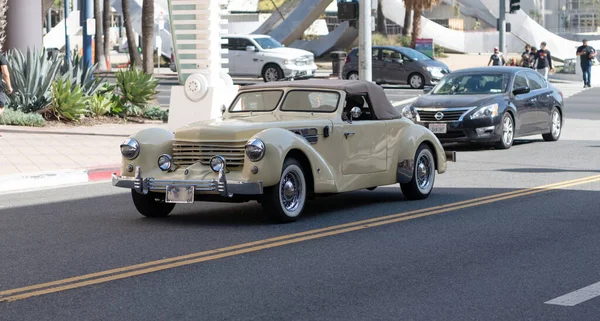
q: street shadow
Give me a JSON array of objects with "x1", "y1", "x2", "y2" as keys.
[
  {"x1": 443, "y1": 139, "x2": 543, "y2": 152},
  {"x1": 498, "y1": 168, "x2": 600, "y2": 174}
]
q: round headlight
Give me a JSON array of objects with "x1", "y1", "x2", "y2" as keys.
[
  {"x1": 210, "y1": 155, "x2": 226, "y2": 172},
  {"x1": 158, "y1": 154, "x2": 173, "y2": 171},
  {"x1": 120, "y1": 138, "x2": 140, "y2": 160},
  {"x1": 245, "y1": 138, "x2": 265, "y2": 162},
  {"x1": 401, "y1": 105, "x2": 418, "y2": 121}
]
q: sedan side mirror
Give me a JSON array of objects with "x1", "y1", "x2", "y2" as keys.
[
  {"x1": 423, "y1": 86, "x2": 433, "y2": 94},
  {"x1": 512, "y1": 86, "x2": 530, "y2": 95},
  {"x1": 246, "y1": 45, "x2": 257, "y2": 52},
  {"x1": 350, "y1": 106, "x2": 362, "y2": 119}
]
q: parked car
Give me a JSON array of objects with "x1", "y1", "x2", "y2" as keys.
[
  {"x1": 169, "y1": 34, "x2": 318, "y2": 82},
  {"x1": 342, "y1": 46, "x2": 450, "y2": 89},
  {"x1": 400, "y1": 67, "x2": 564, "y2": 149},
  {"x1": 112, "y1": 80, "x2": 455, "y2": 222}
]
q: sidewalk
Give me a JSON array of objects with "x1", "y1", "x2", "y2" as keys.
[{"x1": 0, "y1": 123, "x2": 167, "y2": 192}]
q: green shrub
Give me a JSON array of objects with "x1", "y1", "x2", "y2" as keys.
[
  {"x1": 49, "y1": 78, "x2": 89, "y2": 121},
  {"x1": 0, "y1": 108, "x2": 45, "y2": 127},
  {"x1": 143, "y1": 106, "x2": 169, "y2": 122},
  {"x1": 6, "y1": 48, "x2": 63, "y2": 113},
  {"x1": 115, "y1": 68, "x2": 158, "y2": 116},
  {"x1": 87, "y1": 93, "x2": 112, "y2": 116},
  {"x1": 60, "y1": 53, "x2": 103, "y2": 96}
]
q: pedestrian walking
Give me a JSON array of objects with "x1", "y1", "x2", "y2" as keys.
[
  {"x1": 576, "y1": 39, "x2": 596, "y2": 88},
  {"x1": 0, "y1": 52, "x2": 12, "y2": 116},
  {"x1": 521, "y1": 44, "x2": 532, "y2": 67},
  {"x1": 534, "y1": 42, "x2": 554, "y2": 79},
  {"x1": 529, "y1": 46, "x2": 538, "y2": 68},
  {"x1": 488, "y1": 47, "x2": 506, "y2": 66}
]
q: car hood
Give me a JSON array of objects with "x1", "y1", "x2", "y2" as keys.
[
  {"x1": 413, "y1": 94, "x2": 503, "y2": 108},
  {"x1": 174, "y1": 113, "x2": 332, "y2": 141},
  {"x1": 420, "y1": 59, "x2": 450, "y2": 70},
  {"x1": 262, "y1": 47, "x2": 313, "y2": 58}
]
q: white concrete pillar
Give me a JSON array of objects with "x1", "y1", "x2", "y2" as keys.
[{"x1": 6, "y1": 0, "x2": 43, "y2": 52}]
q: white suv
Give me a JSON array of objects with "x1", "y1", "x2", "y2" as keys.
[{"x1": 222, "y1": 34, "x2": 317, "y2": 82}]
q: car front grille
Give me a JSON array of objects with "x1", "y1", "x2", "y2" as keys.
[
  {"x1": 416, "y1": 108, "x2": 472, "y2": 122},
  {"x1": 172, "y1": 141, "x2": 246, "y2": 168}
]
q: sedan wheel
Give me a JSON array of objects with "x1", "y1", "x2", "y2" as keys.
[
  {"x1": 400, "y1": 144, "x2": 436, "y2": 200},
  {"x1": 347, "y1": 71, "x2": 359, "y2": 80},
  {"x1": 542, "y1": 108, "x2": 562, "y2": 141},
  {"x1": 263, "y1": 65, "x2": 282, "y2": 82},
  {"x1": 496, "y1": 113, "x2": 514, "y2": 149},
  {"x1": 409, "y1": 73, "x2": 425, "y2": 89},
  {"x1": 262, "y1": 158, "x2": 307, "y2": 223}
]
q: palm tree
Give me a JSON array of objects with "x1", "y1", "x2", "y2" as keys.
[
  {"x1": 376, "y1": 0, "x2": 387, "y2": 36},
  {"x1": 0, "y1": 0, "x2": 7, "y2": 50},
  {"x1": 410, "y1": 0, "x2": 440, "y2": 48},
  {"x1": 94, "y1": 0, "x2": 107, "y2": 70},
  {"x1": 122, "y1": 0, "x2": 142, "y2": 68},
  {"x1": 403, "y1": 0, "x2": 412, "y2": 37},
  {"x1": 141, "y1": 0, "x2": 154, "y2": 74},
  {"x1": 103, "y1": 0, "x2": 111, "y2": 69}
]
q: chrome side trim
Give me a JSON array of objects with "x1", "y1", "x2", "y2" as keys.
[{"x1": 397, "y1": 159, "x2": 414, "y2": 184}]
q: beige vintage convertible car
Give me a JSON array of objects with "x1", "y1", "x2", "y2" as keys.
[{"x1": 112, "y1": 80, "x2": 455, "y2": 222}]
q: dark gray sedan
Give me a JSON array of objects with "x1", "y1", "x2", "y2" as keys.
[
  {"x1": 342, "y1": 46, "x2": 450, "y2": 88},
  {"x1": 400, "y1": 67, "x2": 564, "y2": 149}
]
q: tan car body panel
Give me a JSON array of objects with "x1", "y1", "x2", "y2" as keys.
[{"x1": 119, "y1": 87, "x2": 448, "y2": 194}]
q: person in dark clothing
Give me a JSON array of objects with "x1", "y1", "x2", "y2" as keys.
[
  {"x1": 576, "y1": 39, "x2": 597, "y2": 88},
  {"x1": 0, "y1": 53, "x2": 12, "y2": 116},
  {"x1": 534, "y1": 42, "x2": 554, "y2": 79},
  {"x1": 521, "y1": 44, "x2": 532, "y2": 67},
  {"x1": 528, "y1": 47, "x2": 537, "y2": 69},
  {"x1": 488, "y1": 47, "x2": 506, "y2": 66}
]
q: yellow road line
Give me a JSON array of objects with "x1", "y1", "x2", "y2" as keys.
[{"x1": 1, "y1": 174, "x2": 600, "y2": 302}]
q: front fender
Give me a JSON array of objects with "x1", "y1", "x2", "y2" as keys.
[
  {"x1": 394, "y1": 123, "x2": 448, "y2": 184},
  {"x1": 120, "y1": 128, "x2": 174, "y2": 177},
  {"x1": 243, "y1": 128, "x2": 336, "y2": 188}
]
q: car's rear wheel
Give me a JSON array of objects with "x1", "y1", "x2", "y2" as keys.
[
  {"x1": 400, "y1": 144, "x2": 436, "y2": 200},
  {"x1": 131, "y1": 190, "x2": 176, "y2": 218},
  {"x1": 542, "y1": 107, "x2": 562, "y2": 141},
  {"x1": 347, "y1": 71, "x2": 359, "y2": 80},
  {"x1": 496, "y1": 113, "x2": 514, "y2": 149},
  {"x1": 262, "y1": 64, "x2": 283, "y2": 82},
  {"x1": 408, "y1": 73, "x2": 425, "y2": 89},
  {"x1": 262, "y1": 158, "x2": 307, "y2": 223}
]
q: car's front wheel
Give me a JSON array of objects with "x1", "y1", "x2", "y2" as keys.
[
  {"x1": 262, "y1": 64, "x2": 283, "y2": 82},
  {"x1": 542, "y1": 107, "x2": 562, "y2": 141},
  {"x1": 496, "y1": 113, "x2": 514, "y2": 149},
  {"x1": 347, "y1": 71, "x2": 359, "y2": 80},
  {"x1": 131, "y1": 190, "x2": 176, "y2": 218},
  {"x1": 262, "y1": 158, "x2": 307, "y2": 223},
  {"x1": 400, "y1": 144, "x2": 436, "y2": 200},
  {"x1": 408, "y1": 73, "x2": 425, "y2": 89}
]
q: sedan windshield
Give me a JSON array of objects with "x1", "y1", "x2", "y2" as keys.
[
  {"x1": 229, "y1": 90, "x2": 283, "y2": 112},
  {"x1": 254, "y1": 37, "x2": 283, "y2": 49},
  {"x1": 432, "y1": 73, "x2": 510, "y2": 95}
]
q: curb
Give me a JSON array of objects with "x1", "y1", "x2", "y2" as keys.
[{"x1": 0, "y1": 165, "x2": 121, "y2": 193}]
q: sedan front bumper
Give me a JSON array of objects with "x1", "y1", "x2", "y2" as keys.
[{"x1": 112, "y1": 166, "x2": 263, "y2": 197}]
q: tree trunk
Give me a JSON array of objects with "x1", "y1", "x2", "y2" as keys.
[
  {"x1": 94, "y1": 0, "x2": 107, "y2": 70},
  {"x1": 376, "y1": 0, "x2": 387, "y2": 35},
  {"x1": 103, "y1": 0, "x2": 111, "y2": 70},
  {"x1": 122, "y1": 0, "x2": 142, "y2": 69},
  {"x1": 403, "y1": 7, "x2": 413, "y2": 36},
  {"x1": 142, "y1": 0, "x2": 154, "y2": 74},
  {"x1": 411, "y1": 7, "x2": 422, "y2": 48},
  {"x1": 0, "y1": 0, "x2": 7, "y2": 50}
]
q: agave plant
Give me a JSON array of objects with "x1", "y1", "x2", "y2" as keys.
[
  {"x1": 60, "y1": 53, "x2": 103, "y2": 96},
  {"x1": 6, "y1": 48, "x2": 63, "y2": 113},
  {"x1": 115, "y1": 68, "x2": 159, "y2": 116},
  {"x1": 49, "y1": 77, "x2": 89, "y2": 121},
  {"x1": 87, "y1": 93, "x2": 112, "y2": 117}
]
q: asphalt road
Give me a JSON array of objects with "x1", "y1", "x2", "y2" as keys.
[{"x1": 1, "y1": 88, "x2": 600, "y2": 320}]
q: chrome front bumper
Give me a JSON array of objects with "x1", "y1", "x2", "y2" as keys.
[{"x1": 112, "y1": 166, "x2": 263, "y2": 197}]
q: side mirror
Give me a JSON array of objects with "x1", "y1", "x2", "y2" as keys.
[
  {"x1": 246, "y1": 45, "x2": 257, "y2": 52},
  {"x1": 512, "y1": 86, "x2": 530, "y2": 95},
  {"x1": 350, "y1": 106, "x2": 362, "y2": 119},
  {"x1": 423, "y1": 86, "x2": 433, "y2": 94},
  {"x1": 395, "y1": 59, "x2": 404, "y2": 64}
]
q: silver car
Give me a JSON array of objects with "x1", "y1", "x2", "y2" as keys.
[{"x1": 342, "y1": 46, "x2": 450, "y2": 89}]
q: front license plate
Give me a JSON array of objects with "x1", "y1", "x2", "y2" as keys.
[
  {"x1": 428, "y1": 123, "x2": 447, "y2": 134},
  {"x1": 165, "y1": 185, "x2": 195, "y2": 203},
  {"x1": 297, "y1": 71, "x2": 307, "y2": 76}
]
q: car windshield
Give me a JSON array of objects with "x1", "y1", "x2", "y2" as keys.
[
  {"x1": 229, "y1": 90, "x2": 283, "y2": 112},
  {"x1": 400, "y1": 48, "x2": 432, "y2": 61},
  {"x1": 431, "y1": 73, "x2": 510, "y2": 95},
  {"x1": 281, "y1": 90, "x2": 340, "y2": 112},
  {"x1": 254, "y1": 37, "x2": 283, "y2": 49}
]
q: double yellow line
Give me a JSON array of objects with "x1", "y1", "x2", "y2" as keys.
[{"x1": 2, "y1": 174, "x2": 600, "y2": 303}]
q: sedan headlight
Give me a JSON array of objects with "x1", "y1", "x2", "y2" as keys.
[
  {"x1": 245, "y1": 138, "x2": 265, "y2": 162},
  {"x1": 426, "y1": 66, "x2": 444, "y2": 76},
  {"x1": 120, "y1": 138, "x2": 140, "y2": 160},
  {"x1": 471, "y1": 103, "x2": 499, "y2": 119},
  {"x1": 157, "y1": 154, "x2": 173, "y2": 171},
  {"x1": 401, "y1": 105, "x2": 419, "y2": 122}
]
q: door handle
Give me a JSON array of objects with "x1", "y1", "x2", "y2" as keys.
[
  {"x1": 344, "y1": 132, "x2": 355, "y2": 139},
  {"x1": 253, "y1": 58, "x2": 258, "y2": 62}
]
